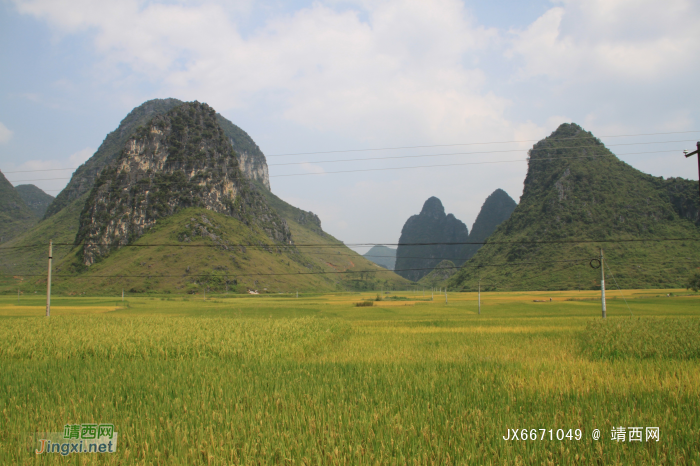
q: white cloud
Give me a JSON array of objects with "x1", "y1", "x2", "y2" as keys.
[
  {"x1": 9, "y1": 0, "x2": 699, "y2": 245},
  {"x1": 0, "y1": 122, "x2": 13, "y2": 144},
  {"x1": 12, "y1": 0, "x2": 517, "y2": 146},
  {"x1": 6, "y1": 147, "x2": 94, "y2": 194},
  {"x1": 299, "y1": 163, "x2": 326, "y2": 175},
  {"x1": 509, "y1": 0, "x2": 700, "y2": 83},
  {"x1": 68, "y1": 147, "x2": 95, "y2": 165}
]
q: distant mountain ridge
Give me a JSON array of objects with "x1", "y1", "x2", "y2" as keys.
[
  {"x1": 460, "y1": 189, "x2": 516, "y2": 263},
  {"x1": 418, "y1": 260, "x2": 457, "y2": 288},
  {"x1": 448, "y1": 123, "x2": 700, "y2": 291},
  {"x1": 0, "y1": 171, "x2": 36, "y2": 243},
  {"x1": 15, "y1": 184, "x2": 54, "y2": 218},
  {"x1": 395, "y1": 197, "x2": 469, "y2": 281},
  {"x1": 363, "y1": 245, "x2": 397, "y2": 270}
]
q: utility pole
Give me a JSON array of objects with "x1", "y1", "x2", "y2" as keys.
[
  {"x1": 601, "y1": 248, "x2": 606, "y2": 319},
  {"x1": 478, "y1": 279, "x2": 481, "y2": 315},
  {"x1": 444, "y1": 287, "x2": 448, "y2": 304},
  {"x1": 122, "y1": 289, "x2": 124, "y2": 304},
  {"x1": 46, "y1": 239, "x2": 52, "y2": 318},
  {"x1": 431, "y1": 288, "x2": 434, "y2": 301},
  {"x1": 683, "y1": 142, "x2": 700, "y2": 209}
]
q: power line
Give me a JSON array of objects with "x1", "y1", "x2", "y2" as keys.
[
  {"x1": 267, "y1": 152, "x2": 678, "y2": 178},
  {"x1": 264, "y1": 131, "x2": 700, "y2": 157},
  {"x1": 4, "y1": 150, "x2": 683, "y2": 183},
  {"x1": 266, "y1": 147, "x2": 684, "y2": 168},
  {"x1": 1, "y1": 167, "x2": 79, "y2": 174},
  {"x1": 1, "y1": 237, "x2": 698, "y2": 252},
  {"x1": 2, "y1": 131, "x2": 697, "y2": 175}
]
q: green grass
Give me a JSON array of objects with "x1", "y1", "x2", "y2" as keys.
[
  {"x1": 0, "y1": 205, "x2": 412, "y2": 296},
  {"x1": 0, "y1": 290, "x2": 699, "y2": 464}
]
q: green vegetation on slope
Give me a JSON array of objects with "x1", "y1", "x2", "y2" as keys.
[
  {"x1": 0, "y1": 170, "x2": 36, "y2": 244},
  {"x1": 449, "y1": 123, "x2": 700, "y2": 292},
  {"x1": 418, "y1": 259, "x2": 457, "y2": 288},
  {"x1": 14, "y1": 184, "x2": 54, "y2": 218},
  {"x1": 0, "y1": 195, "x2": 87, "y2": 283},
  {"x1": 23, "y1": 204, "x2": 410, "y2": 295},
  {"x1": 55, "y1": 207, "x2": 333, "y2": 294}
]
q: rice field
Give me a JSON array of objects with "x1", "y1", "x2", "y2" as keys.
[{"x1": 0, "y1": 289, "x2": 699, "y2": 465}]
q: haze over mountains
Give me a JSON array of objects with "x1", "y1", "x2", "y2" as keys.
[
  {"x1": 390, "y1": 190, "x2": 517, "y2": 281},
  {"x1": 394, "y1": 197, "x2": 469, "y2": 281},
  {"x1": 362, "y1": 245, "x2": 396, "y2": 270}
]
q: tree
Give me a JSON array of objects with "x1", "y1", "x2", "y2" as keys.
[{"x1": 686, "y1": 271, "x2": 700, "y2": 292}]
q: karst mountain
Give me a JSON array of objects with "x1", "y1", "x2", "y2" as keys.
[
  {"x1": 448, "y1": 123, "x2": 700, "y2": 291},
  {"x1": 1, "y1": 99, "x2": 411, "y2": 294}
]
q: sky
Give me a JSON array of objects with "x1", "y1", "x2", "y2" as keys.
[{"x1": 1, "y1": 0, "x2": 699, "y2": 253}]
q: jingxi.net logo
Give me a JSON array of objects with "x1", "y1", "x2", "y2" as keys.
[{"x1": 34, "y1": 424, "x2": 118, "y2": 456}]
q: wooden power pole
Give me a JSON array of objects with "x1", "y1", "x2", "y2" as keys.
[
  {"x1": 683, "y1": 141, "x2": 700, "y2": 209},
  {"x1": 46, "y1": 239, "x2": 52, "y2": 318},
  {"x1": 478, "y1": 279, "x2": 482, "y2": 315},
  {"x1": 601, "y1": 248, "x2": 606, "y2": 319}
]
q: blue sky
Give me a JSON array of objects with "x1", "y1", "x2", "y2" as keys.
[{"x1": 1, "y1": 0, "x2": 699, "y2": 250}]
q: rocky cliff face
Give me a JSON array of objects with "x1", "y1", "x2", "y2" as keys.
[
  {"x1": 44, "y1": 98, "x2": 184, "y2": 219},
  {"x1": 395, "y1": 197, "x2": 469, "y2": 281},
  {"x1": 76, "y1": 102, "x2": 290, "y2": 266},
  {"x1": 45, "y1": 99, "x2": 272, "y2": 220},
  {"x1": 459, "y1": 189, "x2": 517, "y2": 264},
  {"x1": 215, "y1": 115, "x2": 271, "y2": 190}
]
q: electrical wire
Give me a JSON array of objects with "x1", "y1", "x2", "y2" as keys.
[
  {"x1": 1, "y1": 237, "x2": 699, "y2": 252},
  {"x1": 266, "y1": 146, "x2": 689, "y2": 167},
  {"x1": 3, "y1": 130, "x2": 697, "y2": 175},
  {"x1": 264, "y1": 131, "x2": 700, "y2": 157},
  {"x1": 3, "y1": 146, "x2": 691, "y2": 183}
]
